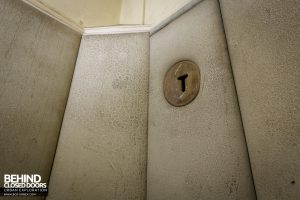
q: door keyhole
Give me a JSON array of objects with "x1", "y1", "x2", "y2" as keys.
[
  {"x1": 177, "y1": 74, "x2": 188, "y2": 92},
  {"x1": 163, "y1": 61, "x2": 200, "y2": 106}
]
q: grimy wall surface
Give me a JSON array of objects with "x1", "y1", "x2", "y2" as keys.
[
  {"x1": 47, "y1": 33, "x2": 149, "y2": 200},
  {"x1": 147, "y1": 0, "x2": 256, "y2": 199},
  {"x1": 0, "y1": 0, "x2": 81, "y2": 199},
  {"x1": 220, "y1": 0, "x2": 300, "y2": 199}
]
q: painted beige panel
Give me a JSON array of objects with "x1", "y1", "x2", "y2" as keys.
[
  {"x1": 119, "y1": 0, "x2": 144, "y2": 25},
  {"x1": 220, "y1": 0, "x2": 300, "y2": 199},
  {"x1": 24, "y1": 0, "x2": 205, "y2": 29},
  {"x1": 145, "y1": 0, "x2": 192, "y2": 25},
  {"x1": 79, "y1": 0, "x2": 122, "y2": 27},
  {"x1": 30, "y1": 0, "x2": 122, "y2": 28},
  {"x1": 147, "y1": 0, "x2": 256, "y2": 199},
  {"x1": 47, "y1": 33, "x2": 149, "y2": 200},
  {"x1": 0, "y1": 0, "x2": 81, "y2": 199}
]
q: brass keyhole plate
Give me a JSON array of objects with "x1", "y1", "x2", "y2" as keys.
[{"x1": 163, "y1": 60, "x2": 200, "y2": 107}]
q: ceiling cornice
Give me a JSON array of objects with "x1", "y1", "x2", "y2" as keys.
[
  {"x1": 22, "y1": 0, "x2": 83, "y2": 33},
  {"x1": 22, "y1": 0, "x2": 203, "y2": 36},
  {"x1": 84, "y1": 25, "x2": 151, "y2": 36},
  {"x1": 150, "y1": 0, "x2": 203, "y2": 36}
]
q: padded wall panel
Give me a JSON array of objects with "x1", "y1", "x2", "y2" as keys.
[
  {"x1": 47, "y1": 33, "x2": 149, "y2": 200},
  {"x1": 220, "y1": 0, "x2": 300, "y2": 199},
  {"x1": 147, "y1": 0, "x2": 256, "y2": 199},
  {"x1": 0, "y1": 1, "x2": 81, "y2": 199}
]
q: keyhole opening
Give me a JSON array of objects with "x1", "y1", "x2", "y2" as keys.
[{"x1": 177, "y1": 74, "x2": 188, "y2": 92}]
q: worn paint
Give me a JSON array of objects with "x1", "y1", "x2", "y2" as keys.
[
  {"x1": 47, "y1": 33, "x2": 149, "y2": 200},
  {"x1": 0, "y1": 1, "x2": 81, "y2": 200},
  {"x1": 220, "y1": 0, "x2": 300, "y2": 199}
]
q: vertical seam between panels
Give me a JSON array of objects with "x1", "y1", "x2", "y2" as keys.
[{"x1": 216, "y1": 0, "x2": 258, "y2": 199}]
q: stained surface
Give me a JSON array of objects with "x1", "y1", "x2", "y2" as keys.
[
  {"x1": 0, "y1": 0, "x2": 81, "y2": 199},
  {"x1": 220, "y1": 0, "x2": 300, "y2": 199},
  {"x1": 47, "y1": 33, "x2": 149, "y2": 200},
  {"x1": 147, "y1": 0, "x2": 256, "y2": 199}
]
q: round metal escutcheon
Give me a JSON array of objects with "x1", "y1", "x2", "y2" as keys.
[{"x1": 163, "y1": 60, "x2": 200, "y2": 107}]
